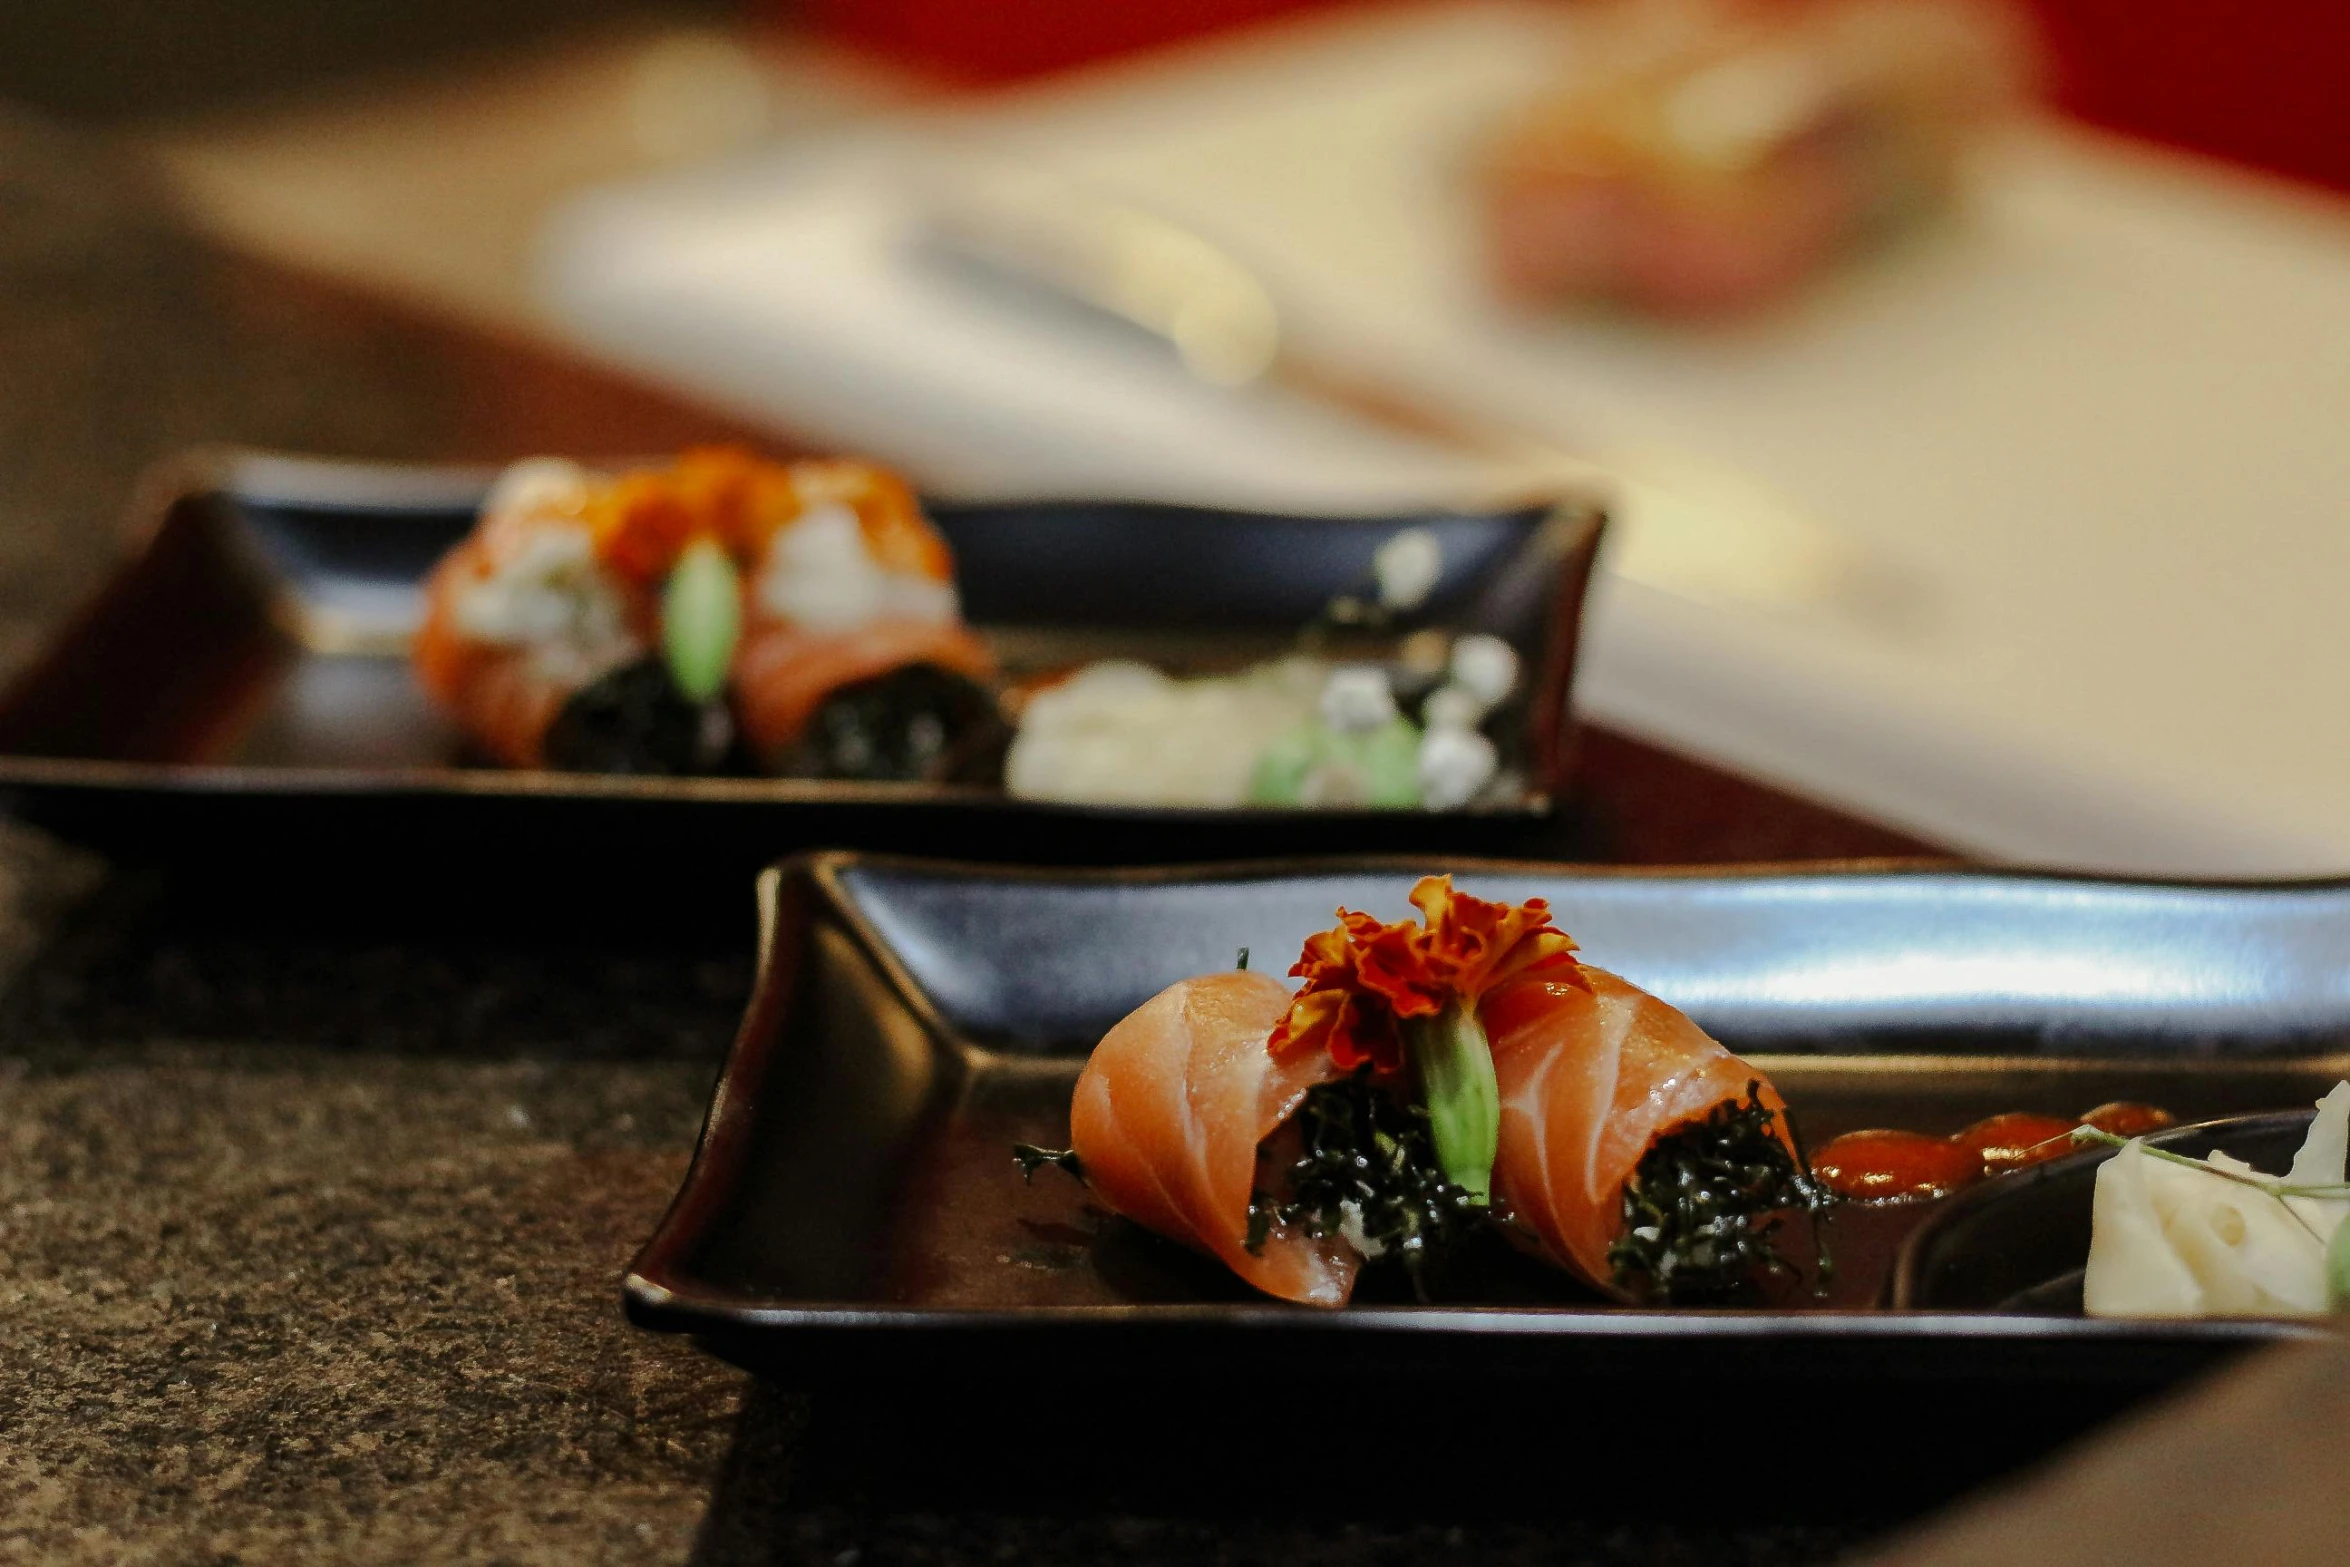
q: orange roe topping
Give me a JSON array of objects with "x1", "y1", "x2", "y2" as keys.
[
  {"x1": 575, "y1": 446, "x2": 949, "y2": 585},
  {"x1": 1268, "y1": 875, "x2": 1585, "y2": 1074}
]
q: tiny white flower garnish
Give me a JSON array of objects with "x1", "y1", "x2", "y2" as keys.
[
  {"x1": 1320, "y1": 665, "x2": 1400, "y2": 733},
  {"x1": 1373, "y1": 527, "x2": 1442, "y2": 612},
  {"x1": 1418, "y1": 727, "x2": 1498, "y2": 811},
  {"x1": 1448, "y1": 634, "x2": 1520, "y2": 709},
  {"x1": 1421, "y1": 683, "x2": 1485, "y2": 734}
]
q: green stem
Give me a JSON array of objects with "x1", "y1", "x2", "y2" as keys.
[
  {"x1": 2069, "y1": 1126, "x2": 2346, "y2": 1248},
  {"x1": 1403, "y1": 998, "x2": 1498, "y2": 1205},
  {"x1": 662, "y1": 537, "x2": 742, "y2": 703},
  {"x1": 2070, "y1": 1126, "x2": 2350, "y2": 1199}
]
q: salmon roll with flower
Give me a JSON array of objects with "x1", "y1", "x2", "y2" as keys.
[{"x1": 1025, "y1": 876, "x2": 1828, "y2": 1307}]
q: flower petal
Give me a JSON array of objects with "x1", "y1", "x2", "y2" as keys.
[{"x1": 1267, "y1": 876, "x2": 1584, "y2": 1072}]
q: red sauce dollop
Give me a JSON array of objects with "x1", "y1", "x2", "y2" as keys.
[
  {"x1": 1951, "y1": 1112, "x2": 2080, "y2": 1174},
  {"x1": 1812, "y1": 1129, "x2": 1983, "y2": 1200},
  {"x1": 1813, "y1": 1101, "x2": 2175, "y2": 1202},
  {"x1": 2079, "y1": 1101, "x2": 2175, "y2": 1139}
]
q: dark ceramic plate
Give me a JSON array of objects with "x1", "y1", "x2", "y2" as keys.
[
  {"x1": 627, "y1": 855, "x2": 2345, "y2": 1415},
  {"x1": 1894, "y1": 1110, "x2": 2327, "y2": 1314},
  {"x1": 0, "y1": 451, "x2": 1602, "y2": 909}
]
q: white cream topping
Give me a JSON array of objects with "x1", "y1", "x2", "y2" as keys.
[
  {"x1": 450, "y1": 516, "x2": 638, "y2": 684},
  {"x1": 480, "y1": 456, "x2": 592, "y2": 521},
  {"x1": 755, "y1": 502, "x2": 956, "y2": 632}
]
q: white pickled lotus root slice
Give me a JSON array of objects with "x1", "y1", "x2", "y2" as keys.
[
  {"x1": 2083, "y1": 1081, "x2": 2350, "y2": 1319},
  {"x1": 1005, "y1": 659, "x2": 1323, "y2": 807}
]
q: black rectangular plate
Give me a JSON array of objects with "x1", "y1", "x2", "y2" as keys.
[
  {"x1": 628, "y1": 854, "x2": 2347, "y2": 1411},
  {"x1": 0, "y1": 452, "x2": 1603, "y2": 920}
]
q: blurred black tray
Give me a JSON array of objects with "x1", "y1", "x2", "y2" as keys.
[
  {"x1": 628, "y1": 854, "x2": 2343, "y2": 1435},
  {"x1": 0, "y1": 451, "x2": 1603, "y2": 913}
]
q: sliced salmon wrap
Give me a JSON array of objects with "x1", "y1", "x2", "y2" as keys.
[
  {"x1": 412, "y1": 458, "x2": 647, "y2": 768},
  {"x1": 727, "y1": 458, "x2": 994, "y2": 768},
  {"x1": 1483, "y1": 968, "x2": 1810, "y2": 1301},
  {"x1": 1057, "y1": 878, "x2": 1583, "y2": 1307},
  {"x1": 1070, "y1": 970, "x2": 1357, "y2": 1307}
]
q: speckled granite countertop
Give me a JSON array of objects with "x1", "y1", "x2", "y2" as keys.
[{"x1": 0, "y1": 107, "x2": 1908, "y2": 1563}]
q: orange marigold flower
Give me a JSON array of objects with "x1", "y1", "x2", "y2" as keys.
[{"x1": 1268, "y1": 876, "x2": 1583, "y2": 1072}]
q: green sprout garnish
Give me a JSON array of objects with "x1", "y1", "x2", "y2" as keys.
[
  {"x1": 661, "y1": 536, "x2": 742, "y2": 703},
  {"x1": 1402, "y1": 999, "x2": 1500, "y2": 1204}
]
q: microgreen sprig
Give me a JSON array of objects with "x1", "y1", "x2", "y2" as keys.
[
  {"x1": 2067, "y1": 1125, "x2": 2350, "y2": 1200},
  {"x1": 2068, "y1": 1125, "x2": 2350, "y2": 1271}
]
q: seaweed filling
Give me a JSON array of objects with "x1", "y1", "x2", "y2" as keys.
[
  {"x1": 544, "y1": 656, "x2": 731, "y2": 775},
  {"x1": 1607, "y1": 1082, "x2": 1834, "y2": 1305},
  {"x1": 778, "y1": 663, "x2": 1005, "y2": 783},
  {"x1": 1245, "y1": 1072, "x2": 1484, "y2": 1296}
]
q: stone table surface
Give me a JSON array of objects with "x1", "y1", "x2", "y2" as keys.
[{"x1": 0, "y1": 105, "x2": 1945, "y2": 1563}]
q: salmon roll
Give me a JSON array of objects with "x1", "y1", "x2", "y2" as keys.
[
  {"x1": 412, "y1": 448, "x2": 997, "y2": 778},
  {"x1": 1068, "y1": 969, "x2": 1359, "y2": 1307},
  {"x1": 1044, "y1": 878, "x2": 1579, "y2": 1306},
  {"x1": 1036, "y1": 877, "x2": 1824, "y2": 1308},
  {"x1": 1484, "y1": 969, "x2": 1823, "y2": 1302},
  {"x1": 729, "y1": 459, "x2": 995, "y2": 777},
  {"x1": 412, "y1": 458, "x2": 648, "y2": 768}
]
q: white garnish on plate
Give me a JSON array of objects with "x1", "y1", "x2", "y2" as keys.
[
  {"x1": 2083, "y1": 1081, "x2": 2350, "y2": 1318},
  {"x1": 1372, "y1": 527, "x2": 1442, "y2": 612}
]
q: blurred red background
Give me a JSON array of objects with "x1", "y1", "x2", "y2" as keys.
[{"x1": 801, "y1": 0, "x2": 2350, "y2": 196}]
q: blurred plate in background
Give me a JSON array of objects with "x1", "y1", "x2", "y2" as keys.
[
  {"x1": 542, "y1": 0, "x2": 2350, "y2": 877},
  {"x1": 0, "y1": 450, "x2": 1602, "y2": 917}
]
